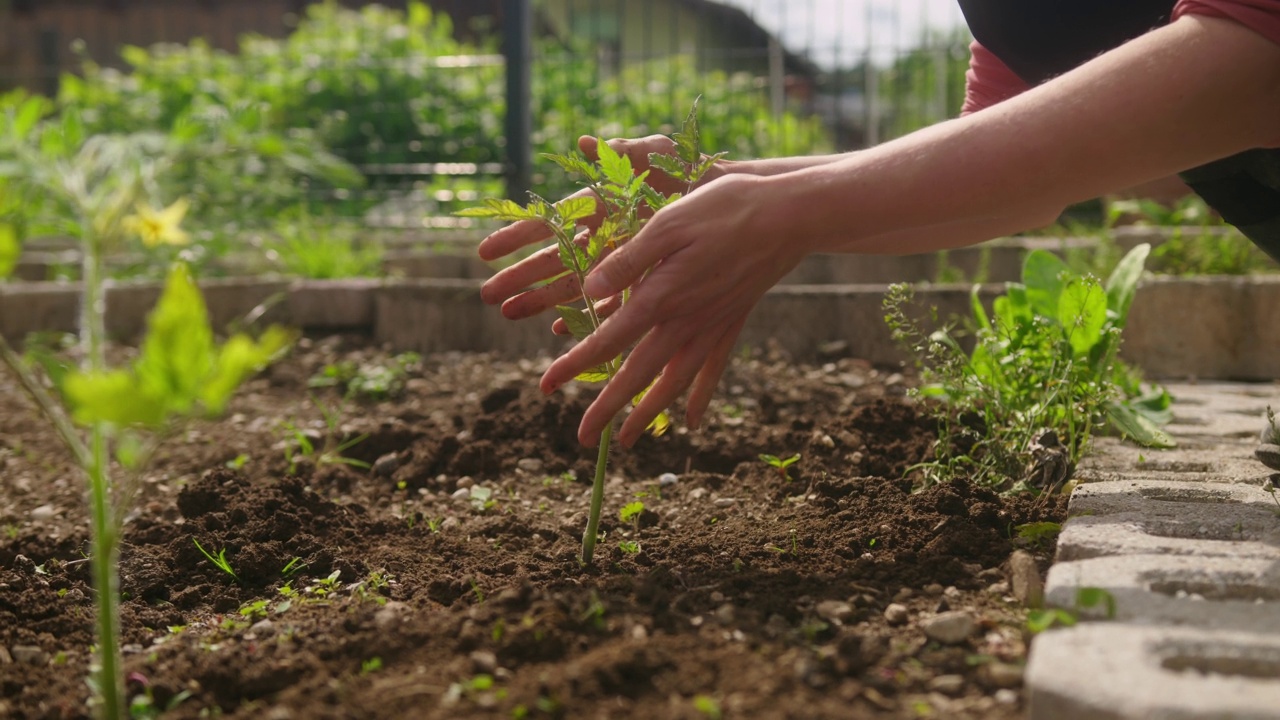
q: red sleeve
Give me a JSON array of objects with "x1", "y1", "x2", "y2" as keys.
[
  {"x1": 1173, "y1": 0, "x2": 1280, "y2": 46},
  {"x1": 960, "y1": 40, "x2": 1033, "y2": 116}
]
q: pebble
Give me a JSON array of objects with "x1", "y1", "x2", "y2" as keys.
[
  {"x1": 440, "y1": 517, "x2": 460, "y2": 531},
  {"x1": 450, "y1": 488, "x2": 470, "y2": 500},
  {"x1": 714, "y1": 604, "x2": 737, "y2": 625},
  {"x1": 658, "y1": 472, "x2": 679, "y2": 486},
  {"x1": 11, "y1": 645, "x2": 47, "y2": 666},
  {"x1": 516, "y1": 458, "x2": 544, "y2": 473},
  {"x1": 987, "y1": 581, "x2": 1011, "y2": 596},
  {"x1": 1007, "y1": 550, "x2": 1045, "y2": 608},
  {"x1": 30, "y1": 504, "x2": 55, "y2": 521},
  {"x1": 924, "y1": 583, "x2": 944, "y2": 596},
  {"x1": 249, "y1": 619, "x2": 276, "y2": 637},
  {"x1": 0, "y1": 646, "x2": 11, "y2": 664},
  {"x1": 264, "y1": 708, "x2": 295, "y2": 720},
  {"x1": 373, "y1": 454, "x2": 400, "y2": 478},
  {"x1": 893, "y1": 587, "x2": 913, "y2": 602},
  {"x1": 928, "y1": 674, "x2": 966, "y2": 696},
  {"x1": 689, "y1": 488, "x2": 708, "y2": 500},
  {"x1": 455, "y1": 477, "x2": 474, "y2": 490},
  {"x1": 883, "y1": 603, "x2": 910, "y2": 626},
  {"x1": 982, "y1": 662, "x2": 1025, "y2": 689},
  {"x1": 374, "y1": 601, "x2": 412, "y2": 629},
  {"x1": 943, "y1": 585, "x2": 961, "y2": 599},
  {"x1": 713, "y1": 498, "x2": 738, "y2": 508},
  {"x1": 920, "y1": 611, "x2": 976, "y2": 645},
  {"x1": 995, "y1": 689, "x2": 1020, "y2": 705},
  {"x1": 470, "y1": 650, "x2": 498, "y2": 673},
  {"x1": 815, "y1": 600, "x2": 854, "y2": 625}
]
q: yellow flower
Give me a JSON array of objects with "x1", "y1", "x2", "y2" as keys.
[{"x1": 125, "y1": 198, "x2": 190, "y2": 248}]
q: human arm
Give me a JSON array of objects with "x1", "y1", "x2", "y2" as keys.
[{"x1": 544, "y1": 14, "x2": 1280, "y2": 447}]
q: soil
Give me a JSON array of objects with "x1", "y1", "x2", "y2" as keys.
[{"x1": 0, "y1": 335, "x2": 1066, "y2": 719}]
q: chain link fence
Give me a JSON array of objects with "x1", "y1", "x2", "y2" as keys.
[{"x1": 0, "y1": 0, "x2": 972, "y2": 235}]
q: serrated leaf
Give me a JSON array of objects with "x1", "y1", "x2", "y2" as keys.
[
  {"x1": 672, "y1": 98, "x2": 703, "y2": 164},
  {"x1": 201, "y1": 325, "x2": 297, "y2": 413},
  {"x1": 555, "y1": 305, "x2": 597, "y2": 341},
  {"x1": 555, "y1": 196, "x2": 596, "y2": 224},
  {"x1": 639, "y1": 183, "x2": 668, "y2": 212},
  {"x1": 63, "y1": 369, "x2": 167, "y2": 427},
  {"x1": 454, "y1": 198, "x2": 540, "y2": 221},
  {"x1": 542, "y1": 152, "x2": 602, "y2": 182},
  {"x1": 693, "y1": 152, "x2": 726, "y2": 182},
  {"x1": 647, "y1": 152, "x2": 688, "y2": 182},
  {"x1": 595, "y1": 137, "x2": 633, "y2": 186},
  {"x1": 588, "y1": 219, "x2": 615, "y2": 260},
  {"x1": 133, "y1": 263, "x2": 215, "y2": 417},
  {"x1": 574, "y1": 367, "x2": 610, "y2": 383}
]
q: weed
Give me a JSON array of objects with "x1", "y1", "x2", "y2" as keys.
[
  {"x1": 460, "y1": 100, "x2": 721, "y2": 565},
  {"x1": 618, "y1": 500, "x2": 645, "y2": 531},
  {"x1": 193, "y1": 539, "x2": 237, "y2": 582},
  {"x1": 238, "y1": 600, "x2": 269, "y2": 620},
  {"x1": 468, "y1": 486, "x2": 497, "y2": 513},
  {"x1": 308, "y1": 352, "x2": 420, "y2": 401},
  {"x1": 281, "y1": 397, "x2": 370, "y2": 475},
  {"x1": 693, "y1": 695, "x2": 723, "y2": 720},
  {"x1": 759, "y1": 453, "x2": 801, "y2": 482},
  {"x1": 617, "y1": 540, "x2": 641, "y2": 555},
  {"x1": 281, "y1": 557, "x2": 305, "y2": 578},
  {"x1": 224, "y1": 454, "x2": 249, "y2": 470},
  {"x1": 360, "y1": 657, "x2": 383, "y2": 675},
  {"x1": 767, "y1": 529, "x2": 799, "y2": 556},
  {"x1": 307, "y1": 570, "x2": 342, "y2": 598},
  {"x1": 1015, "y1": 521, "x2": 1062, "y2": 547},
  {"x1": 1025, "y1": 587, "x2": 1116, "y2": 633}
]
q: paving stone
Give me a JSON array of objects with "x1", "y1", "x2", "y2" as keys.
[
  {"x1": 1027, "y1": 624, "x2": 1280, "y2": 720},
  {"x1": 1056, "y1": 514, "x2": 1280, "y2": 562},
  {"x1": 1069, "y1": 478, "x2": 1280, "y2": 515},
  {"x1": 1045, "y1": 555, "x2": 1280, "y2": 632}
]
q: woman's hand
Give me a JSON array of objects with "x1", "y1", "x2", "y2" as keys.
[{"x1": 538, "y1": 173, "x2": 809, "y2": 448}]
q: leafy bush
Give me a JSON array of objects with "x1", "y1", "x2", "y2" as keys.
[{"x1": 885, "y1": 244, "x2": 1173, "y2": 490}]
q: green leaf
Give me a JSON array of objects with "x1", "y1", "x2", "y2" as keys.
[
  {"x1": 574, "y1": 366, "x2": 610, "y2": 383},
  {"x1": 555, "y1": 196, "x2": 596, "y2": 224},
  {"x1": 201, "y1": 326, "x2": 296, "y2": 413},
  {"x1": 1075, "y1": 587, "x2": 1117, "y2": 619},
  {"x1": 542, "y1": 152, "x2": 602, "y2": 182},
  {"x1": 693, "y1": 152, "x2": 727, "y2": 182},
  {"x1": 1104, "y1": 243, "x2": 1150, "y2": 328},
  {"x1": 1022, "y1": 250, "x2": 1069, "y2": 318},
  {"x1": 672, "y1": 97, "x2": 703, "y2": 164},
  {"x1": 1025, "y1": 608, "x2": 1077, "y2": 634},
  {"x1": 454, "y1": 198, "x2": 541, "y2": 222},
  {"x1": 646, "y1": 153, "x2": 688, "y2": 182},
  {"x1": 639, "y1": 183, "x2": 668, "y2": 212},
  {"x1": 0, "y1": 222, "x2": 17, "y2": 279},
  {"x1": 969, "y1": 284, "x2": 991, "y2": 333},
  {"x1": 619, "y1": 501, "x2": 645, "y2": 522},
  {"x1": 133, "y1": 263, "x2": 215, "y2": 417},
  {"x1": 1106, "y1": 401, "x2": 1176, "y2": 448},
  {"x1": 1057, "y1": 277, "x2": 1107, "y2": 357},
  {"x1": 63, "y1": 369, "x2": 167, "y2": 427},
  {"x1": 12, "y1": 97, "x2": 47, "y2": 140},
  {"x1": 595, "y1": 137, "x2": 633, "y2": 186},
  {"x1": 555, "y1": 305, "x2": 596, "y2": 341}
]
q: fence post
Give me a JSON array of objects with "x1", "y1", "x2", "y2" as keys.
[{"x1": 503, "y1": 0, "x2": 532, "y2": 202}]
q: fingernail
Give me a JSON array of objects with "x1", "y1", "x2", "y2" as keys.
[{"x1": 583, "y1": 273, "x2": 608, "y2": 298}]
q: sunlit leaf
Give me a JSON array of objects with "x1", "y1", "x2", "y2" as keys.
[
  {"x1": 555, "y1": 196, "x2": 596, "y2": 224},
  {"x1": 646, "y1": 153, "x2": 687, "y2": 182},
  {"x1": 542, "y1": 152, "x2": 601, "y2": 182},
  {"x1": 1057, "y1": 277, "x2": 1107, "y2": 357},
  {"x1": 1104, "y1": 243, "x2": 1150, "y2": 328},
  {"x1": 454, "y1": 198, "x2": 540, "y2": 221},
  {"x1": 555, "y1": 305, "x2": 596, "y2": 341},
  {"x1": 595, "y1": 137, "x2": 633, "y2": 187},
  {"x1": 574, "y1": 366, "x2": 610, "y2": 383},
  {"x1": 672, "y1": 96, "x2": 703, "y2": 164},
  {"x1": 0, "y1": 223, "x2": 17, "y2": 279},
  {"x1": 1106, "y1": 401, "x2": 1176, "y2": 449}
]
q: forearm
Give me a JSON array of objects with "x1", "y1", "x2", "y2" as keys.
[
  {"x1": 719, "y1": 153, "x2": 852, "y2": 177},
  {"x1": 845, "y1": 206, "x2": 1063, "y2": 255},
  {"x1": 765, "y1": 15, "x2": 1280, "y2": 255}
]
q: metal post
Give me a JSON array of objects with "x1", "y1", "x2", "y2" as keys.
[{"x1": 503, "y1": 0, "x2": 532, "y2": 202}]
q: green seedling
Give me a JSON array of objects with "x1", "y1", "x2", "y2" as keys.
[
  {"x1": 308, "y1": 352, "x2": 420, "y2": 401},
  {"x1": 280, "y1": 397, "x2": 369, "y2": 475},
  {"x1": 360, "y1": 657, "x2": 383, "y2": 675},
  {"x1": 193, "y1": 539, "x2": 237, "y2": 582},
  {"x1": 693, "y1": 695, "x2": 723, "y2": 720},
  {"x1": 281, "y1": 557, "x2": 305, "y2": 577},
  {"x1": 766, "y1": 528, "x2": 799, "y2": 556},
  {"x1": 618, "y1": 500, "x2": 645, "y2": 531},
  {"x1": 885, "y1": 243, "x2": 1172, "y2": 490},
  {"x1": 759, "y1": 453, "x2": 801, "y2": 482},
  {"x1": 238, "y1": 600, "x2": 269, "y2": 620},
  {"x1": 224, "y1": 454, "x2": 249, "y2": 470},
  {"x1": 1015, "y1": 521, "x2": 1062, "y2": 547},
  {"x1": 617, "y1": 540, "x2": 641, "y2": 555},
  {"x1": 1025, "y1": 586, "x2": 1116, "y2": 634},
  {"x1": 307, "y1": 570, "x2": 342, "y2": 598},
  {"x1": 460, "y1": 99, "x2": 722, "y2": 565},
  {"x1": 468, "y1": 486, "x2": 497, "y2": 513}
]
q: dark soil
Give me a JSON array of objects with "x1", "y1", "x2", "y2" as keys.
[{"x1": 0, "y1": 336, "x2": 1065, "y2": 719}]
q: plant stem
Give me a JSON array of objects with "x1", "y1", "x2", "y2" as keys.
[
  {"x1": 82, "y1": 225, "x2": 124, "y2": 720},
  {"x1": 580, "y1": 422, "x2": 614, "y2": 565}
]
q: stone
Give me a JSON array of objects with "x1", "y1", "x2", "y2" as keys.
[
  {"x1": 920, "y1": 611, "x2": 975, "y2": 645},
  {"x1": 0, "y1": 646, "x2": 11, "y2": 664},
  {"x1": 11, "y1": 645, "x2": 47, "y2": 665},
  {"x1": 249, "y1": 619, "x2": 276, "y2": 637},
  {"x1": 928, "y1": 674, "x2": 966, "y2": 695},
  {"x1": 1007, "y1": 550, "x2": 1044, "y2": 608},
  {"x1": 883, "y1": 603, "x2": 910, "y2": 626},
  {"x1": 516, "y1": 458, "x2": 543, "y2": 473},
  {"x1": 374, "y1": 601, "x2": 412, "y2": 629},
  {"x1": 658, "y1": 472, "x2": 679, "y2": 486},
  {"x1": 30, "y1": 504, "x2": 55, "y2": 521},
  {"x1": 982, "y1": 662, "x2": 1024, "y2": 689},
  {"x1": 373, "y1": 453, "x2": 400, "y2": 478},
  {"x1": 469, "y1": 650, "x2": 498, "y2": 673},
  {"x1": 815, "y1": 600, "x2": 854, "y2": 625}
]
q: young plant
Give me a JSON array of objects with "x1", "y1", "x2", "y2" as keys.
[
  {"x1": 759, "y1": 453, "x2": 801, "y2": 482},
  {"x1": 280, "y1": 397, "x2": 370, "y2": 475},
  {"x1": 193, "y1": 540, "x2": 238, "y2": 582},
  {"x1": 459, "y1": 100, "x2": 723, "y2": 564},
  {"x1": 884, "y1": 243, "x2": 1173, "y2": 490},
  {"x1": 0, "y1": 101, "x2": 292, "y2": 719}
]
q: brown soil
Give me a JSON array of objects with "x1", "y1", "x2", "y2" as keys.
[{"x1": 0, "y1": 336, "x2": 1065, "y2": 719}]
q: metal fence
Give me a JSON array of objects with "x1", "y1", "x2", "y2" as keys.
[{"x1": 0, "y1": 0, "x2": 972, "y2": 230}]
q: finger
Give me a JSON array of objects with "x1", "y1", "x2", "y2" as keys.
[
  {"x1": 685, "y1": 314, "x2": 748, "y2": 430},
  {"x1": 480, "y1": 244, "x2": 566, "y2": 304},
  {"x1": 499, "y1": 273, "x2": 583, "y2": 320},
  {"x1": 582, "y1": 220, "x2": 682, "y2": 299},
  {"x1": 616, "y1": 321, "x2": 728, "y2": 447},
  {"x1": 540, "y1": 292, "x2": 659, "y2": 394},
  {"x1": 551, "y1": 294, "x2": 623, "y2": 335},
  {"x1": 475, "y1": 187, "x2": 599, "y2": 261},
  {"x1": 574, "y1": 321, "x2": 701, "y2": 446},
  {"x1": 580, "y1": 134, "x2": 676, "y2": 169}
]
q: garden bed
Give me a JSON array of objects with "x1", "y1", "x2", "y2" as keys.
[{"x1": 1, "y1": 336, "x2": 1064, "y2": 719}]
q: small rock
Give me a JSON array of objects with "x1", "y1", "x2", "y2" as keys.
[
  {"x1": 249, "y1": 619, "x2": 276, "y2": 637},
  {"x1": 516, "y1": 458, "x2": 544, "y2": 473},
  {"x1": 374, "y1": 601, "x2": 412, "y2": 629},
  {"x1": 943, "y1": 586, "x2": 961, "y2": 599},
  {"x1": 0, "y1": 646, "x2": 11, "y2": 664},
  {"x1": 264, "y1": 707, "x2": 295, "y2": 720},
  {"x1": 689, "y1": 488, "x2": 708, "y2": 500},
  {"x1": 373, "y1": 454, "x2": 400, "y2": 478},
  {"x1": 450, "y1": 488, "x2": 470, "y2": 500},
  {"x1": 924, "y1": 583, "x2": 944, "y2": 596},
  {"x1": 714, "y1": 604, "x2": 737, "y2": 625},
  {"x1": 30, "y1": 504, "x2": 55, "y2": 521},
  {"x1": 470, "y1": 650, "x2": 498, "y2": 673},
  {"x1": 1007, "y1": 551, "x2": 1044, "y2": 608},
  {"x1": 982, "y1": 662, "x2": 1025, "y2": 689},
  {"x1": 995, "y1": 689, "x2": 1019, "y2": 705},
  {"x1": 11, "y1": 645, "x2": 47, "y2": 666},
  {"x1": 921, "y1": 611, "x2": 975, "y2": 645},
  {"x1": 883, "y1": 603, "x2": 910, "y2": 626},
  {"x1": 987, "y1": 581, "x2": 1011, "y2": 596},
  {"x1": 928, "y1": 674, "x2": 966, "y2": 696},
  {"x1": 455, "y1": 476, "x2": 474, "y2": 490},
  {"x1": 658, "y1": 472, "x2": 679, "y2": 486},
  {"x1": 816, "y1": 600, "x2": 855, "y2": 625},
  {"x1": 713, "y1": 498, "x2": 738, "y2": 508},
  {"x1": 12, "y1": 555, "x2": 35, "y2": 573},
  {"x1": 440, "y1": 517, "x2": 460, "y2": 531},
  {"x1": 893, "y1": 587, "x2": 913, "y2": 602},
  {"x1": 631, "y1": 625, "x2": 649, "y2": 641}
]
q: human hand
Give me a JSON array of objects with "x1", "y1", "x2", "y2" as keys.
[
  {"x1": 537, "y1": 172, "x2": 808, "y2": 447},
  {"x1": 477, "y1": 134, "x2": 728, "y2": 320}
]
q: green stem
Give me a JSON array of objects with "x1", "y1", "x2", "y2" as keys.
[
  {"x1": 580, "y1": 422, "x2": 614, "y2": 565},
  {"x1": 82, "y1": 225, "x2": 123, "y2": 720}
]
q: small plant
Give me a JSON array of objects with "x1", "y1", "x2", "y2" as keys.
[
  {"x1": 280, "y1": 397, "x2": 370, "y2": 475},
  {"x1": 281, "y1": 557, "x2": 306, "y2": 577},
  {"x1": 885, "y1": 243, "x2": 1173, "y2": 490},
  {"x1": 759, "y1": 453, "x2": 801, "y2": 482},
  {"x1": 468, "y1": 486, "x2": 497, "y2": 513},
  {"x1": 618, "y1": 500, "x2": 645, "y2": 531},
  {"x1": 1015, "y1": 521, "x2": 1063, "y2": 547},
  {"x1": 692, "y1": 694, "x2": 723, "y2": 720},
  {"x1": 266, "y1": 213, "x2": 383, "y2": 279},
  {"x1": 307, "y1": 570, "x2": 342, "y2": 599},
  {"x1": 308, "y1": 352, "x2": 420, "y2": 401},
  {"x1": 238, "y1": 600, "x2": 269, "y2": 620},
  {"x1": 460, "y1": 99, "x2": 722, "y2": 564},
  {"x1": 766, "y1": 528, "x2": 799, "y2": 556},
  {"x1": 193, "y1": 539, "x2": 237, "y2": 582},
  {"x1": 1025, "y1": 587, "x2": 1116, "y2": 634},
  {"x1": 617, "y1": 540, "x2": 641, "y2": 555},
  {"x1": 360, "y1": 657, "x2": 383, "y2": 675}
]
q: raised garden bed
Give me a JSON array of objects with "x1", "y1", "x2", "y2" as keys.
[{"x1": 1, "y1": 336, "x2": 1063, "y2": 719}]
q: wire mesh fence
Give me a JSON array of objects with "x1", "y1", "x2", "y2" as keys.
[{"x1": 0, "y1": 0, "x2": 972, "y2": 236}]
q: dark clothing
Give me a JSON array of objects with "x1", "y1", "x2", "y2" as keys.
[{"x1": 957, "y1": 0, "x2": 1280, "y2": 263}]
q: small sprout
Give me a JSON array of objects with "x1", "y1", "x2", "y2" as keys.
[
  {"x1": 759, "y1": 453, "x2": 801, "y2": 481},
  {"x1": 225, "y1": 454, "x2": 249, "y2": 470},
  {"x1": 619, "y1": 500, "x2": 645, "y2": 531},
  {"x1": 469, "y1": 486, "x2": 497, "y2": 513},
  {"x1": 693, "y1": 694, "x2": 722, "y2": 720},
  {"x1": 618, "y1": 540, "x2": 641, "y2": 555},
  {"x1": 1015, "y1": 521, "x2": 1062, "y2": 547},
  {"x1": 238, "y1": 600, "x2": 269, "y2": 620},
  {"x1": 361, "y1": 657, "x2": 383, "y2": 675},
  {"x1": 281, "y1": 557, "x2": 306, "y2": 577},
  {"x1": 193, "y1": 539, "x2": 237, "y2": 582}
]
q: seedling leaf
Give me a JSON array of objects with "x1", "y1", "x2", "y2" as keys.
[
  {"x1": 0, "y1": 223, "x2": 17, "y2": 279},
  {"x1": 454, "y1": 198, "x2": 541, "y2": 221},
  {"x1": 646, "y1": 153, "x2": 688, "y2": 182},
  {"x1": 555, "y1": 305, "x2": 596, "y2": 341},
  {"x1": 1057, "y1": 277, "x2": 1107, "y2": 357},
  {"x1": 1104, "y1": 243, "x2": 1150, "y2": 327},
  {"x1": 555, "y1": 196, "x2": 597, "y2": 224},
  {"x1": 1022, "y1": 250, "x2": 1069, "y2": 318},
  {"x1": 542, "y1": 152, "x2": 602, "y2": 182},
  {"x1": 672, "y1": 98, "x2": 704, "y2": 164},
  {"x1": 594, "y1": 137, "x2": 634, "y2": 186}
]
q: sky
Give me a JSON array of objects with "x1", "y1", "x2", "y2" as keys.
[{"x1": 713, "y1": 0, "x2": 968, "y2": 67}]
